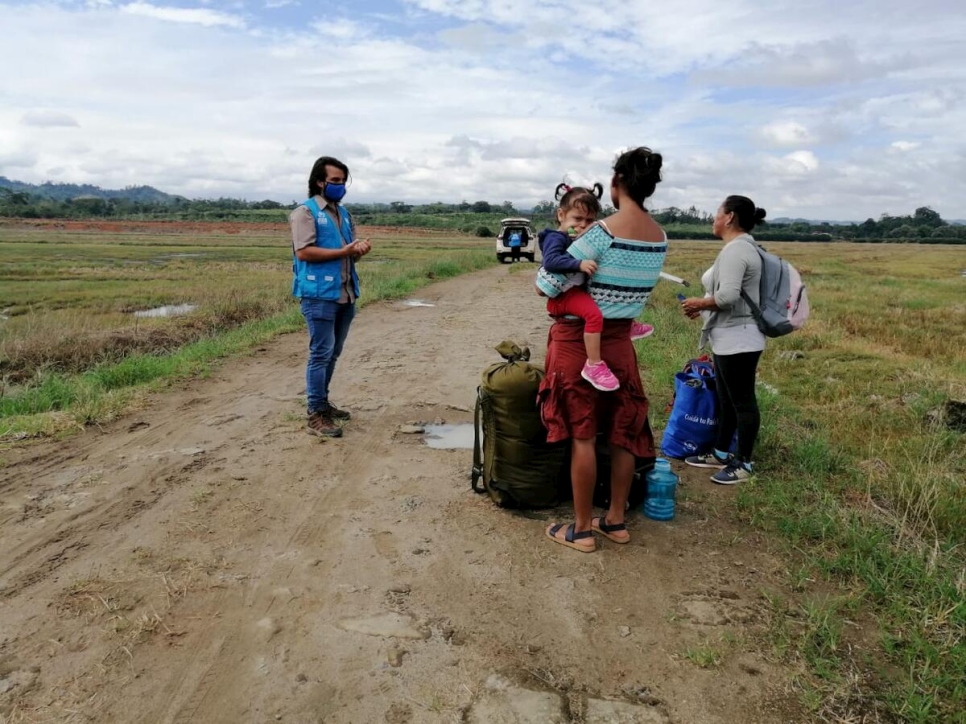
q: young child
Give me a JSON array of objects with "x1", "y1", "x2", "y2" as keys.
[{"x1": 537, "y1": 184, "x2": 654, "y2": 392}]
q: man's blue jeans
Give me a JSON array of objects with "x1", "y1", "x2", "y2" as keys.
[{"x1": 300, "y1": 298, "x2": 356, "y2": 414}]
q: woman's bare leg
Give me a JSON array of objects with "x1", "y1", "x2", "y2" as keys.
[
  {"x1": 607, "y1": 445, "x2": 635, "y2": 525},
  {"x1": 571, "y1": 437, "x2": 597, "y2": 532}
]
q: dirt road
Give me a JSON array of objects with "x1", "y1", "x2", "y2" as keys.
[{"x1": 0, "y1": 265, "x2": 802, "y2": 723}]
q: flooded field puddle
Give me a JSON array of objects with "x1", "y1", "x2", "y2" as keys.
[
  {"x1": 134, "y1": 303, "x2": 198, "y2": 318},
  {"x1": 403, "y1": 299, "x2": 435, "y2": 308},
  {"x1": 424, "y1": 423, "x2": 475, "y2": 449}
]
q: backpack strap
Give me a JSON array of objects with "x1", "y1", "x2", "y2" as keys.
[
  {"x1": 739, "y1": 287, "x2": 763, "y2": 320},
  {"x1": 738, "y1": 238, "x2": 765, "y2": 322},
  {"x1": 471, "y1": 388, "x2": 485, "y2": 494}
]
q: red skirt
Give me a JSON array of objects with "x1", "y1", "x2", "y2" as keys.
[{"x1": 538, "y1": 319, "x2": 656, "y2": 458}]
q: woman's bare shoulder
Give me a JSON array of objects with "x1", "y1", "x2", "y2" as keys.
[{"x1": 604, "y1": 211, "x2": 665, "y2": 242}]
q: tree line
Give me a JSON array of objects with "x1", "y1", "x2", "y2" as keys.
[{"x1": 0, "y1": 187, "x2": 961, "y2": 243}]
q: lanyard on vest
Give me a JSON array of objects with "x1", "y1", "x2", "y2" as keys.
[
  {"x1": 330, "y1": 206, "x2": 353, "y2": 246},
  {"x1": 304, "y1": 197, "x2": 353, "y2": 247},
  {"x1": 321, "y1": 206, "x2": 352, "y2": 246}
]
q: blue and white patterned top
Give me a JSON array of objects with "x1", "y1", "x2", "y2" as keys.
[{"x1": 536, "y1": 221, "x2": 667, "y2": 319}]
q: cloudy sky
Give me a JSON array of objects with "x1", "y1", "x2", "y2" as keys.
[{"x1": 1, "y1": 0, "x2": 964, "y2": 219}]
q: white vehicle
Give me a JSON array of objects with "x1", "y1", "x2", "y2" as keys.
[{"x1": 496, "y1": 217, "x2": 536, "y2": 263}]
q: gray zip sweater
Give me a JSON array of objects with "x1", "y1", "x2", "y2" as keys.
[{"x1": 699, "y1": 234, "x2": 762, "y2": 350}]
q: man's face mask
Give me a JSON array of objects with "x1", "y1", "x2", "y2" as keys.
[{"x1": 323, "y1": 182, "x2": 347, "y2": 203}]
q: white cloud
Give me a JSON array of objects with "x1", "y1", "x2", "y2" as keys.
[
  {"x1": 0, "y1": 0, "x2": 963, "y2": 219},
  {"x1": 309, "y1": 18, "x2": 367, "y2": 40},
  {"x1": 21, "y1": 110, "x2": 81, "y2": 128},
  {"x1": 437, "y1": 23, "x2": 506, "y2": 53},
  {"x1": 782, "y1": 151, "x2": 820, "y2": 175},
  {"x1": 891, "y1": 141, "x2": 921, "y2": 152},
  {"x1": 120, "y1": 2, "x2": 245, "y2": 28},
  {"x1": 0, "y1": 150, "x2": 38, "y2": 168},
  {"x1": 701, "y1": 39, "x2": 898, "y2": 88},
  {"x1": 759, "y1": 121, "x2": 815, "y2": 147}
]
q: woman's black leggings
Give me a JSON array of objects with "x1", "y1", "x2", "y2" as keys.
[{"x1": 713, "y1": 351, "x2": 761, "y2": 463}]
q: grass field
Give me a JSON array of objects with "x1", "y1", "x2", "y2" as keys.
[
  {"x1": 0, "y1": 221, "x2": 494, "y2": 436},
  {"x1": 2, "y1": 223, "x2": 965, "y2": 719},
  {"x1": 640, "y1": 241, "x2": 966, "y2": 722}
]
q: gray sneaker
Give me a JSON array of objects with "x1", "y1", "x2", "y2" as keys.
[
  {"x1": 710, "y1": 463, "x2": 753, "y2": 485},
  {"x1": 685, "y1": 451, "x2": 732, "y2": 469}
]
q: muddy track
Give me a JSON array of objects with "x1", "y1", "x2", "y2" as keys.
[{"x1": 0, "y1": 266, "x2": 803, "y2": 723}]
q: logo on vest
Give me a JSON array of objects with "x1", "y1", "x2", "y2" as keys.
[{"x1": 316, "y1": 213, "x2": 328, "y2": 225}]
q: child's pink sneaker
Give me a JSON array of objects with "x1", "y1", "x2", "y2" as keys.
[
  {"x1": 630, "y1": 321, "x2": 654, "y2": 340},
  {"x1": 581, "y1": 360, "x2": 620, "y2": 392}
]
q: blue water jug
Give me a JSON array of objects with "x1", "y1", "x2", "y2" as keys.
[{"x1": 643, "y1": 458, "x2": 677, "y2": 521}]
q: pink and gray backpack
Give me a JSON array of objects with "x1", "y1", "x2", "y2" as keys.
[{"x1": 740, "y1": 240, "x2": 810, "y2": 337}]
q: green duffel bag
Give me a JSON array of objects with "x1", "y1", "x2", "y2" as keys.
[{"x1": 471, "y1": 341, "x2": 567, "y2": 508}]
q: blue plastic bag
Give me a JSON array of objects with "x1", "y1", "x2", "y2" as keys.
[{"x1": 661, "y1": 359, "x2": 719, "y2": 459}]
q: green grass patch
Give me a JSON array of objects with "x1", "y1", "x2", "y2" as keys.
[
  {"x1": 682, "y1": 644, "x2": 723, "y2": 669},
  {"x1": 639, "y1": 242, "x2": 966, "y2": 721},
  {"x1": 0, "y1": 225, "x2": 493, "y2": 438}
]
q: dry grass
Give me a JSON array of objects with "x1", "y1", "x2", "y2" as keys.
[
  {"x1": 0, "y1": 225, "x2": 493, "y2": 439},
  {"x1": 641, "y1": 240, "x2": 966, "y2": 721}
]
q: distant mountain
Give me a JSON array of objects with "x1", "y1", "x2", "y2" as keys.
[
  {"x1": 0, "y1": 176, "x2": 184, "y2": 204},
  {"x1": 773, "y1": 216, "x2": 966, "y2": 226},
  {"x1": 771, "y1": 217, "x2": 860, "y2": 225}
]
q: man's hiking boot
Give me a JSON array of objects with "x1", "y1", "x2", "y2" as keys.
[
  {"x1": 326, "y1": 402, "x2": 351, "y2": 421},
  {"x1": 307, "y1": 410, "x2": 343, "y2": 438}
]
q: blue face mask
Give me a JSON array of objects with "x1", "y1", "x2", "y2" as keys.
[{"x1": 323, "y1": 182, "x2": 346, "y2": 203}]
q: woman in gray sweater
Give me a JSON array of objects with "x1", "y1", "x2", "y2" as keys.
[{"x1": 680, "y1": 196, "x2": 767, "y2": 484}]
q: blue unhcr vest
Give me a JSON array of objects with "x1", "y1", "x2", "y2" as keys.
[{"x1": 291, "y1": 197, "x2": 361, "y2": 300}]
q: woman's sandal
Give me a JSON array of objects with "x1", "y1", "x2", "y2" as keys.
[
  {"x1": 545, "y1": 522, "x2": 596, "y2": 553},
  {"x1": 591, "y1": 516, "x2": 630, "y2": 544}
]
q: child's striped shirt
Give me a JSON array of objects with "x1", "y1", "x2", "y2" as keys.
[{"x1": 536, "y1": 221, "x2": 667, "y2": 319}]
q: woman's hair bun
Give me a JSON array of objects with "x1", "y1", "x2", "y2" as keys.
[
  {"x1": 754, "y1": 207, "x2": 767, "y2": 222},
  {"x1": 644, "y1": 151, "x2": 663, "y2": 172},
  {"x1": 613, "y1": 146, "x2": 664, "y2": 205}
]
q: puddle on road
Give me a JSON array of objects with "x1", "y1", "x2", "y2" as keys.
[
  {"x1": 424, "y1": 423, "x2": 475, "y2": 449},
  {"x1": 403, "y1": 299, "x2": 435, "y2": 308},
  {"x1": 134, "y1": 303, "x2": 198, "y2": 319}
]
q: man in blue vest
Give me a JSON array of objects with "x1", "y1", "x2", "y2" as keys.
[{"x1": 290, "y1": 156, "x2": 371, "y2": 437}]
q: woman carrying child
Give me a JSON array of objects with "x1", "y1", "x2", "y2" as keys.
[
  {"x1": 536, "y1": 185, "x2": 654, "y2": 392},
  {"x1": 539, "y1": 147, "x2": 668, "y2": 553}
]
